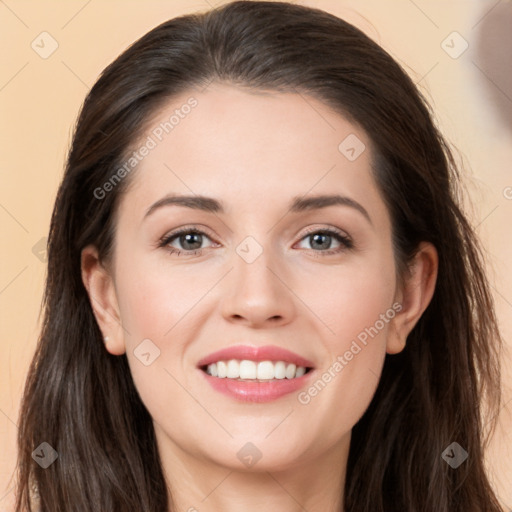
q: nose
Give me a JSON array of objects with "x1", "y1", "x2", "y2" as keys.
[{"x1": 220, "y1": 242, "x2": 296, "y2": 328}]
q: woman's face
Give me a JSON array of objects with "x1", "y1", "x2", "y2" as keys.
[{"x1": 96, "y1": 83, "x2": 408, "y2": 472}]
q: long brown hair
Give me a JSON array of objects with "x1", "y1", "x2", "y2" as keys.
[{"x1": 14, "y1": 1, "x2": 503, "y2": 510}]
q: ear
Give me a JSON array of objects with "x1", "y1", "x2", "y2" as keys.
[
  {"x1": 81, "y1": 245, "x2": 126, "y2": 355},
  {"x1": 387, "y1": 241, "x2": 438, "y2": 354}
]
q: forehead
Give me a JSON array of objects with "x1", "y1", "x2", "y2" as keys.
[{"x1": 118, "y1": 82, "x2": 387, "y2": 224}]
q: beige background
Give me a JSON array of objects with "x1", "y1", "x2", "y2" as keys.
[{"x1": 1, "y1": 0, "x2": 511, "y2": 509}]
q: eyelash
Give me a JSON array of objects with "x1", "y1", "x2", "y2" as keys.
[{"x1": 158, "y1": 225, "x2": 354, "y2": 257}]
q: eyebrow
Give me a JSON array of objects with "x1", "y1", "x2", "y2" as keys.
[{"x1": 144, "y1": 193, "x2": 372, "y2": 225}]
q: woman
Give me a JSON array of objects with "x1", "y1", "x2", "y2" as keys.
[{"x1": 14, "y1": 1, "x2": 503, "y2": 510}]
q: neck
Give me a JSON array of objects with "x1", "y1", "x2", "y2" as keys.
[{"x1": 155, "y1": 425, "x2": 349, "y2": 512}]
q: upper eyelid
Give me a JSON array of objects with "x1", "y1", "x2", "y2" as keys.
[{"x1": 301, "y1": 225, "x2": 349, "y2": 237}]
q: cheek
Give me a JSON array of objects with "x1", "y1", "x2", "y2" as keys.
[
  {"x1": 113, "y1": 252, "x2": 207, "y2": 345},
  {"x1": 112, "y1": 254, "x2": 202, "y2": 413},
  {"x1": 326, "y1": 271, "x2": 396, "y2": 350},
  {"x1": 295, "y1": 251, "x2": 396, "y2": 431},
  {"x1": 112, "y1": 252, "x2": 217, "y2": 399},
  {"x1": 308, "y1": 246, "x2": 397, "y2": 354}
]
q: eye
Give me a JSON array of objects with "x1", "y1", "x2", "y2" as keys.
[
  {"x1": 158, "y1": 226, "x2": 217, "y2": 256},
  {"x1": 158, "y1": 225, "x2": 354, "y2": 257},
  {"x1": 295, "y1": 227, "x2": 353, "y2": 256}
]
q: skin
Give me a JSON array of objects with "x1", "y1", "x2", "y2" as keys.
[{"x1": 81, "y1": 82, "x2": 438, "y2": 512}]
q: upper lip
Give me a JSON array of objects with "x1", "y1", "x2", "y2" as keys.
[{"x1": 197, "y1": 345, "x2": 315, "y2": 369}]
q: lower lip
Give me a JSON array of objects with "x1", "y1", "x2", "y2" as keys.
[{"x1": 200, "y1": 370, "x2": 314, "y2": 403}]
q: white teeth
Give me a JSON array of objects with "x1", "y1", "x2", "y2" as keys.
[
  {"x1": 209, "y1": 362, "x2": 218, "y2": 377},
  {"x1": 295, "y1": 366, "x2": 306, "y2": 377},
  {"x1": 204, "y1": 359, "x2": 308, "y2": 380},
  {"x1": 274, "y1": 361, "x2": 286, "y2": 379},
  {"x1": 285, "y1": 363, "x2": 296, "y2": 379},
  {"x1": 227, "y1": 359, "x2": 239, "y2": 378},
  {"x1": 257, "y1": 361, "x2": 275, "y2": 379},
  {"x1": 239, "y1": 360, "x2": 257, "y2": 379},
  {"x1": 217, "y1": 361, "x2": 227, "y2": 378}
]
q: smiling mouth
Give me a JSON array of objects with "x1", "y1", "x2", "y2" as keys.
[{"x1": 200, "y1": 359, "x2": 313, "y2": 381}]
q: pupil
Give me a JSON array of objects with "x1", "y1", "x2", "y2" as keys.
[
  {"x1": 181, "y1": 233, "x2": 202, "y2": 250},
  {"x1": 311, "y1": 233, "x2": 330, "y2": 250}
]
